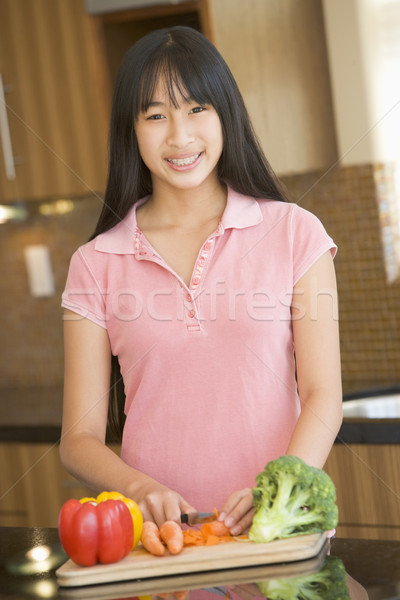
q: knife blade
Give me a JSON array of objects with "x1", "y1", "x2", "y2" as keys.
[{"x1": 180, "y1": 512, "x2": 216, "y2": 525}]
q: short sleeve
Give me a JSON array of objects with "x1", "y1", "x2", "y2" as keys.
[
  {"x1": 61, "y1": 245, "x2": 107, "y2": 328},
  {"x1": 291, "y1": 204, "x2": 337, "y2": 285}
]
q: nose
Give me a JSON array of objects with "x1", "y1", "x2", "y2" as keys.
[{"x1": 166, "y1": 114, "x2": 194, "y2": 148}]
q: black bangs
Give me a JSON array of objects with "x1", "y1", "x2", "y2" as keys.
[{"x1": 136, "y1": 35, "x2": 219, "y2": 115}]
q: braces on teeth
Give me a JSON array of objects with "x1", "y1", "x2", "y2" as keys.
[{"x1": 168, "y1": 153, "x2": 200, "y2": 166}]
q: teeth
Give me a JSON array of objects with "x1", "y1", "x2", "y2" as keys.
[{"x1": 167, "y1": 153, "x2": 200, "y2": 166}]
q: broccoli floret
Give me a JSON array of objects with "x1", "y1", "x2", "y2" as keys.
[
  {"x1": 256, "y1": 555, "x2": 350, "y2": 600},
  {"x1": 249, "y1": 456, "x2": 338, "y2": 543}
]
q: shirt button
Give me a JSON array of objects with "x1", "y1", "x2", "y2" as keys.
[
  {"x1": 186, "y1": 293, "x2": 192, "y2": 302},
  {"x1": 188, "y1": 309, "x2": 195, "y2": 318},
  {"x1": 192, "y1": 276, "x2": 200, "y2": 285}
]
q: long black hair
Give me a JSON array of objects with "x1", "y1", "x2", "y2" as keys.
[{"x1": 95, "y1": 26, "x2": 288, "y2": 439}]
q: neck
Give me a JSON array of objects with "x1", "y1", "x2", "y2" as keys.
[{"x1": 143, "y1": 180, "x2": 227, "y2": 229}]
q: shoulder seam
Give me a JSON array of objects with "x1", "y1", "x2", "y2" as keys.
[
  {"x1": 77, "y1": 247, "x2": 106, "y2": 299},
  {"x1": 288, "y1": 203, "x2": 297, "y2": 272}
]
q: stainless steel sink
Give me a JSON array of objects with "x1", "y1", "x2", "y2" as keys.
[{"x1": 342, "y1": 394, "x2": 400, "y2": 419}]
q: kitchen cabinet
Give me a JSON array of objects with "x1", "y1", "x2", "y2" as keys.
[
  {"x1": 0, "y1": 0, "x2": 108, "y2": 201},
  {"x1": 90, "y1": 0, "x2": 337, "y2": 177},
  {"x1": 0, "y1": 442, "x2": 120, "y2": 528},
  {"x1": 0, "y1": 0, "x2": 337, "y2": 200},
  {"x1": 207, "y1": 0, "x2": 337, "y2": 175},
  {"x1": 325, "y1": 444, "x2": 400, "y2": 541}
]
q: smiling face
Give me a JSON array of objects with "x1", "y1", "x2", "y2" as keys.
[{"x1": 134, "y1": 80, "x2": 224, "y2": 195}]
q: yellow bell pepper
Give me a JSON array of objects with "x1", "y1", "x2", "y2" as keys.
[
  {"x1": 79, "y1": 496, "x2": 97, "y2": 504},
  {"x1": 95, "y1": 491, "x2": 143, "y2": 550}
]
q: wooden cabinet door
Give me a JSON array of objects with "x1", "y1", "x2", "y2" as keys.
[
  {"x1": 0, "y1": 442, "x2": 93, "y2": 527},
  {"x1": 0, "y1": 442, "x2": 122, "y2": 528},
  {"x1": 325, "y1": 444, "x2": 400, "y2": 540},
  {"x1": 0, "y1": 0, "x2": 109, "y2": 201},
  {"x1": 207, "y1": 0, "x2": 337, "y2": 175}
]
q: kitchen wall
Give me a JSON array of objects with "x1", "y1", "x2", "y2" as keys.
[
  {"x1": 281, "y1": 162, "x2": 400, "y2": 394},
  {"x1": 0, "y1": 197, "x2": 100, "y2": 388}
]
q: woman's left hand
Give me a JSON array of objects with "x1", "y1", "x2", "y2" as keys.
[{"x1": 217, "y1": 488, "x2": 254, "y2": 535}]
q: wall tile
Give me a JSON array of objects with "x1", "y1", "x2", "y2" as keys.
[
  {"x1": 281, "y1": 164, "x2": 400, "y2": 394},
  {"x1": 0, "y1": 196, "x2": 101, "y2": 388}
]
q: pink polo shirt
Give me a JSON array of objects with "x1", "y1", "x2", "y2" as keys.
[{"x1": 62, "y1": 188, "x2": 337, "y2": 511}]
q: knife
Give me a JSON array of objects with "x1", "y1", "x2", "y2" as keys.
[{"x1": 180, "y1": 511, "x2": 216, "y2": 525}]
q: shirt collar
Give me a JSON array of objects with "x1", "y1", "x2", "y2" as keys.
[
  {"x1": 221, "y1": 187, "x2": 263, "y2": 230},
  {"x1": 94, "y1": 196, "x2": 148, "y2": 255},
  {"x1": 94, "y1": 187, "x2": 263, "y2": 255}
]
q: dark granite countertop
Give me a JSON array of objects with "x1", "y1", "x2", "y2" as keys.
[
  {"x1": 1, "y1": 387, "x2": 400, "y2": 444},
  {"x1": 340, "y1": 387, "x2": 400, "y2": 443},
  {"x1": 337, "y1": 418, "x2": 400, "y2": 443},
  {"x1": 1, "y1": 526, "x2": 399, "y2": 599}
]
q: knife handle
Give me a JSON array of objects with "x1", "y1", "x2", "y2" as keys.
[{"x1": 180, "y1": 513, "x2": 189, "y2": 524}]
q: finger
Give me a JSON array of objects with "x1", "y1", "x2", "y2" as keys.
[
  {"x1": 149, "y1": 491, "x2": 188, "y2": 527},
  {"x1": 217, "y1": 494, "x2": 242, "y2": 521},
  {"x1": 138, "y1": 501, "x2": 155, "y2": 524},
  {"x1": 219, "y1": 489, "x2": 253, "y2": 526},
  {"x1": 178, "y1": 500, "x2": 197, "y2": 524},
  {"x1": 219, "y1": 488, "x2": 252, "y2": 516},
  {"x1": 163, "y1": 495, "x2": 189, "y2": 525},
  {"x1": 141, "y1": 493, "x2": 169, "y2": 528},
  {"x1": 229, "y1": 507, "x2": 255, "y2": 535}
]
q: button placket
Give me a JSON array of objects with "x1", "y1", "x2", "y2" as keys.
[
  {"x1": 183, "y1": 288, "x2": 201, "y2": 330},
  {"x1": 189, "y1": 238, "x2": 214, "y2": 295},
  {"x1": 134, "y1": 225, "x2": 224, "y2": 333},
  {"x1": 134, "y1": 229, "x2": 163, "y2": 263},
  {"x1": 183, "y1": 233, "x2": 220, "y2": 331}
]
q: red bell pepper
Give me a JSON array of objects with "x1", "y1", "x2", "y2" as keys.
[{"x1": 58, "y1": 498, "x2": 133, "y2": 566}]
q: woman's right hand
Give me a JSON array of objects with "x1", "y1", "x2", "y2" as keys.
[{"x1": 137, "y1": 481, "x2": 196, "y2": 528}]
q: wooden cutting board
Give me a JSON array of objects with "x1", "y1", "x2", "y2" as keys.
[
  {"x1": 56, "y1": 532, "x2": 327, "y2": 588},
  {"x1": 57, "y1": 549, "x2": 328, "y2": 600}
]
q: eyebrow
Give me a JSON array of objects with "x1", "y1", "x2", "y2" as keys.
[
  {"x1": 146, "y1": 101, "x2": 165, "y2": 108},
  {"x1": 144, "y1": 96, "x2": 196, "y2": 110}
]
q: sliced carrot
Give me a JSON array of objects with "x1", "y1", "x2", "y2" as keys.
[
  {"x1": 182, "y1": 529, "x2": 204, "y2": 546},
  {"x1": 200, "y1": 520, "x2": 231, "y2": 538},
  {"x1": 141, "y1": 521, "x2": 165, "y2": 556},
  {"x1": 182, "y1": 520, "x2": 238, "y2": 548},
  {"x1": 160, "y1": 521, "x2": 184, "y2": 555},
  {"x1": 205, "y1": 534, "x2": 220, "y2": 546}
]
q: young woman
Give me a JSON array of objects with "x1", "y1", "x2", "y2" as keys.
[{"x1": 60, "y1": 26, "x2": 342, "y2": 535}]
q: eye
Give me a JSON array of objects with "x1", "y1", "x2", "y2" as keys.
[
  {"x1": 189, "y1": 106, "x2": 206, "y2": 114},
  {"x1": 146, "y1": 113, "x2": 165, "y2": 121}
]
